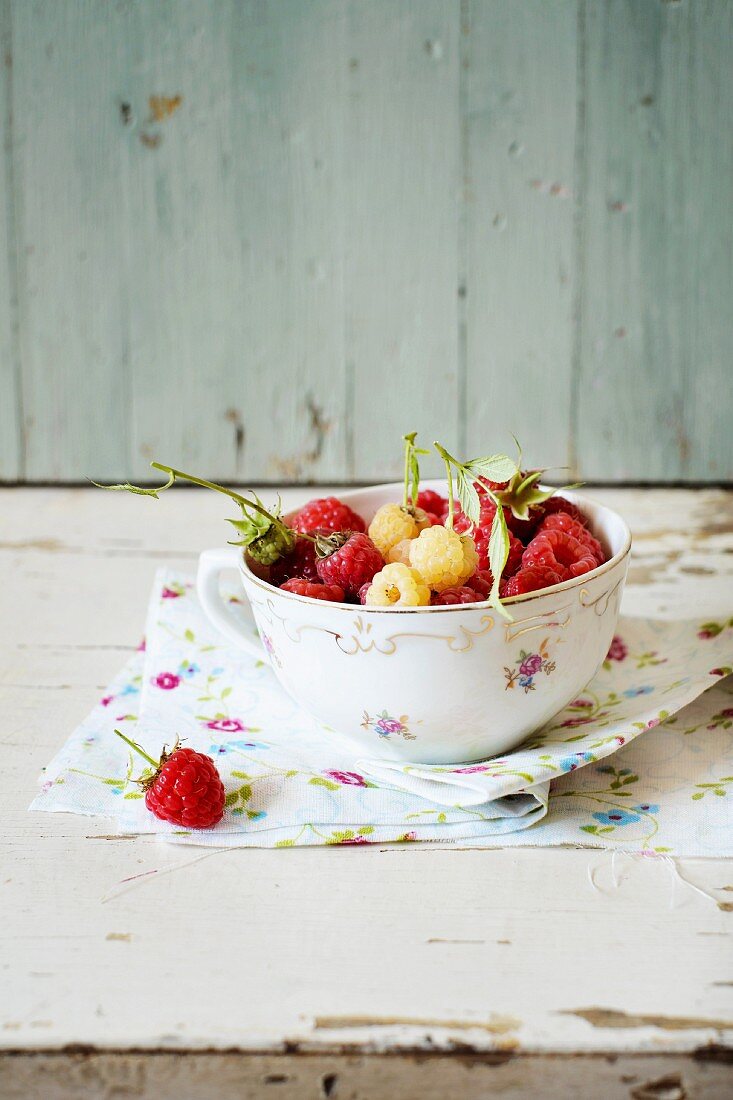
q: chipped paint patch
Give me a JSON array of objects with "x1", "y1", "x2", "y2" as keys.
[
  {"x1": 563, "y1": 1008, "x2": 733, "y2": 1031},
  {"x1": 313, "y1": 1014, "x2": 520, "y2": 1035},
  {"x1": 629, "y1": 1072, "x2": 685, "y2": 1100},
  {"x1": 105, "y1": 932, "x2": 132, "y2": 942},
  {"x1": 149, "y1": 94, "x2": 183, "y2": 121}
]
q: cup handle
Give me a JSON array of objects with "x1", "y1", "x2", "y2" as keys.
[{"x1": 196, "y1": 547, "x2": 269, "y2": 663}]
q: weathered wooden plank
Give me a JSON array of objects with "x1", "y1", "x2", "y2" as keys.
[
  {"x1": 348, "y1": 1, "x2": 461, "y2": 481},
  {"x1": 2, "y1": 487, "x2": 733, "y2": 1060},
  {"x1": 123, "y1": 0, "x2": 349, "y2": 483},
  {"x1": 576, "y1": 0, "x2": 733, "y2": 482},
  {"x1": 10, "y1": 0, "x2": 132, "y2": 481},
  {"x1": 2, "y1": 1051, "x2": 732, "y2": 1100},
  {"x1": 10, "y1": 0, "x2": 350, "y2": 483},
  {"x1": 0, "y1": 0, "x2": 20, "y2": 481},
  {"x1": 464, "y1": 0, "x2": 577, "y2": 473}
]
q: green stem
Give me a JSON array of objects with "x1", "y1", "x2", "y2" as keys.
[
  {"x1": 150, "y1": 463, "x2": 277, "y2": 525},
  {"x1": 114, "y1": 729, "x2": 159, "y2": 770},
  {"x1": 402, "y1": 433, "x2": 416, "y2": 509},
  {"x1": 150, "y1": 462, "x2": 288, "y2": 534},
  {"x1": 433, "y1": 442, "x2": 460, "y2": 528}
]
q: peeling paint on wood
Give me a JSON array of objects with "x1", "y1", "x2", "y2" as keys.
[
  {"x1": 563, "y1": 1008, "x2": 733, "y2": 1032},
  {"x1": 313, "y1": 1014, "x2": 521, "y2": 1035}
]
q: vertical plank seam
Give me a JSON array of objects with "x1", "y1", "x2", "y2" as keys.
[
  {"x1": 569, "y1": 0, "x2": 587, "y2": 480},
  {"x1": 457, "y1": 0, "x2": 470, "y2": 456},
  {"x1": 0, "y1": 0, "x2": 23, "y2": 480},
  {"x1": 682, "y1": 1, "x2": 695, "y2": 481}
]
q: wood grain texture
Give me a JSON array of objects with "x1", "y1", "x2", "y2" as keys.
[
  {"x1": 10, "y1": 0, "x2": 132, "y2": 481},
  {"x1": 347, "y1": 1, "x2": 461, "y2": 481},
  {"x1": 2, "y1": 1052, "x2": 732, "y2": 1099},
  {"x1": 2, "y1": 486, "x2": 733, "y2": 1060},
  {"x1": 0, "y1": 0, "x2": 20, "y2": 480},
  {"x1": 575, "y1": 0, "x2": 733, "y2": 481},
  {"x1": 0, "y1": 1, "x2": 731, "y2": 483},
  {"x1": 123, "y1": 0, "x2": 349, "y2": 483},
  {"x1": 464, "y1": 0, "x2": 577, "y2": 473}
]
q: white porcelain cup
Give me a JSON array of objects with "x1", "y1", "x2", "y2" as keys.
[{"x1": 197, "y1": 481, "x2": 631, "y2": 764}]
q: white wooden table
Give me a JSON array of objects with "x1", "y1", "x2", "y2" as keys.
[{"x1": 2, "y1": 487, "x2": 733, "y2": 1099}]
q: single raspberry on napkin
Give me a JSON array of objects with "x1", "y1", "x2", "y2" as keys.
[{"x1": 115, "y1": 730, "x2": 225, "y2": 829}]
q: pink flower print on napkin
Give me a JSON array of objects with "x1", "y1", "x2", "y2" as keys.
[
  {"x1": 606, "y1": 635, "x2": 628, "y2": 662},
  {"x1": 324, "y1": 770, "x2": 368, "y2": 787},
  {"x1": 151, "y1": 671, "x2": 180, "y2": 691},
  {"x1": 205, "y1": 718, "x2": 248, "y2": 734}
]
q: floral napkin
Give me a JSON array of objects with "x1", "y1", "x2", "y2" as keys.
[{"x1": 31, "y1": 570, "x2": 733, "y2": 855}]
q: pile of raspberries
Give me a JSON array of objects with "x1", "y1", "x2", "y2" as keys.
[{"x1": 258, "y1": 483, "x2": 607, "y2": 606}]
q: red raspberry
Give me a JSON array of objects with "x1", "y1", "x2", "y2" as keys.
[
  {"x1": 115, "y1": 730, "x2": 226, "y2": 829},
  {"x1": 290, "y1": 497, "x2": 366, "y2": 535},
  {"x1": 477, "y1": 476, "x2": 510, "y2": 493},
  {"x1": 501, "y1": 565, "x2": 564, "y2": 598},
  {"x1": 523, "y1": 528, "x2": 597, "y2": 579},
  {"x1": 358, "y1": 581, "x2": 372, "y2": 604},
  {"x1": 473, "y1": 528, "x2": 524, "y2": 576},
  {"x1": 316, "y1": 532, "x2": 384, "y2": 598},
  {"x1": 467, "y1": 569, "x2": 493, "y2": 599},
  {"x1": 453, "y1": 494, "x2": 496, "y2": 534},
  {"x1": 417, "y1": 489, "x2": 448, "y2": 521},
  {"x1": 270, "y1": 536, "x2": 320, "y2": 584},
  {"x1": 280, "y1": 578, "x2": 345, "y2": 602},
  {"x1": 540, "y1": 513, "x2": 604, "y2": 565},
  {"x1": 454, "y1": 496, "x2": 539, "y2": 545},
  {"x1": 504, "y1": 508, "x2": 541, "y2": 542},
  {"x1": 145, "y1": 746, "x2": 225, "y2": 828},
  {"x1": 541, "y1": 496, "x2": 587, "y2": 526},
  {"x1": 431, "y1": 586, "x2": 481, "y2": 605}
]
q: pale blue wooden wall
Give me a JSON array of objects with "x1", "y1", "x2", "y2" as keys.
[{"x1": 1, "y1": 0, "x2": 731, "y2": 484}]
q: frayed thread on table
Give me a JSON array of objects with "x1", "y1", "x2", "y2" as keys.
[{"x1": 586, "y1": 850, "x2": 724, "y2": 909}]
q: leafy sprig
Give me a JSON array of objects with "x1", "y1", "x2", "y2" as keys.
[
  {"x1": 495, "y1": 439, "x2": 581, "y2": 520},
  {"x1": 434, "y1": 442, "x2": 517, "y2": 613},
  {"x1": 93, "y1": 462, "x2": 296, "y2": 563}
]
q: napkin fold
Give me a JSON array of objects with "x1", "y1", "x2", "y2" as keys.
[{"x1": 31, "y1": 569, "x2": 733, "y2": 854}]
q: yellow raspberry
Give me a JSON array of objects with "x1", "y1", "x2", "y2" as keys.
[
  {"x1": 408, "y1": 526, "x2": 478, "y2": 592},
  {"x1": 386, "y1": 537, "x2": 413, "y2": 565},
  {"x1": 368, "y1": 503, "x2": 421, "y2": 559},
  {"x1": 364, "y1": 562, "x2": 431, "y2": 607}
]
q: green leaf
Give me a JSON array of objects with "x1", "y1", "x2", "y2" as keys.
[
  {"x1": 463, "y1": 454, "x2": 518, "y2": 482},
  {"x1": 224, "y1": 791, "x2": 239, "y2": 807},
  {"x1": 90, "y1": 469, "x2": 176, "y2": 497},
  {"x1": 221, "y1": 686, "x2": 232, "y2": 698},
  {"x1": 275, "y1": 839, "x2": 295, "y2": 848},
  {"x1": 308, "y1": 776, "x2": 340, "y2": 791},
  {"x1": 184, "y1": 628, "x2": 195, "y2": 642},
  {"x1": 486, "y1": 499, "x2": 510, "y2": 607},
  {"x1": 456, "y1": 469, "x2": 481, "y2": 527},
  {"x1": 692, "y1": 792, "x2": 705, "y2": 800},
  {"x1": 230, "y1": 770, "x2": 251, "y2": 780},
  {"x1": 580, "y1": 825, "x2": 598, "y2": 834}
]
